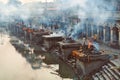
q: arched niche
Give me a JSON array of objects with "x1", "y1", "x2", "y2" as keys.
[{"x1": 112, "y1": 26, "x2": 119, "y2": 42}]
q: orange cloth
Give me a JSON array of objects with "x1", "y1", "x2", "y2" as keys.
[
  {"x1": 72, "y1": 50, "x2": 79, "y2": 57},
  {"x1": 72, "y1": 50, "x2": 85, "y2": 57}
]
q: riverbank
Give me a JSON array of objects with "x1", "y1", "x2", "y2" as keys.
[{"x1": 0, "y1": 34, "x2": 65, "y2": 80}]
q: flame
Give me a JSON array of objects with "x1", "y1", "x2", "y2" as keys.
[
  {"x1": 22, "y1": 27, "x2": 27, "y2": 31},
  {"x1": 27, "y1": 28, "x2": 34, "y2": 33}
]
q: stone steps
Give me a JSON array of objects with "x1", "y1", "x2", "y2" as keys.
[
  {"x1": 92, "y1": 75, "x2": 100, "y2": 80},
  {"x1": 94, "y1": 73, "x2": 102, "y2": 80},
  {"x1": 97, "y1": 72, "x2": 105, "y2": 80},
  {"x1": 92, "y1": 60, "x2": 120, "y2": 80},
  {"x1": 110, "y1": 60, "x2": 120, "y2": 67},
  {"x1": 107, "y1": 62, "x2": 120, "y2": 77},
  {"x1": 103, "y1": 65, "x2": 119, "y2": 80},
  {"x1": 100, "y1": 71, "x2": 109, "y2": 80},
  {"x1": 102, "y1": 66, "x2": 112, "y2": 80}
]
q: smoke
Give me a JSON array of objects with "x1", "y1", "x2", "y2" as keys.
[
  {"x1": 93, "y1": 42, "x2": 100, "y2": 51},
  {"x1": 59, "y1": 0, "x2": 117, "y2": 39},
  {"x1": 0, "y1": 0, "x2": 118, "y2": 39},
  {"x1": 0, "y1": 0, "x2": 45, "y2": 27},
  {"x1": 0, "y1": 1, "x2": 19, "y2": 23}
]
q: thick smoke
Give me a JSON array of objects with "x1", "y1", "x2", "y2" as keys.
[
  {"x1": 0, "y1": 0, "x2": 44, "y2": 28},
  {"x1": 59, "y1": 0, "x2": 117, "y2": 39},
  {"x1": 0, "y1": 0, "x2": 118, "y2": 39}
]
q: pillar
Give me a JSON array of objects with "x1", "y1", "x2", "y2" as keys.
[
  {"x1": 119, "y1": 29, "x2": 120, "y2": 46},
  {"x1": 86, "y1": 23, "x2": 89, "y2": 38},
  {"x1": 16, "y1": 27, "x2": 18, "y2": 36},
  {"x1": 25, "y1": 31, "x2": 27, "y2": 41},
  {"x1": 97, "y1": 25, "x2": 99, "y2": 40},
  {"x1": 91, "y1": 23, "x2": 93, "y2": 37},
  {"x1": 103, "y1": 27, "x2": 106, "y2": 42},
  {"x1": 110, "y1": 27, "x2": 113, "y2": 43},
  {"x1": 30, "y1": 33, "x2": 32, "y2": 41}
]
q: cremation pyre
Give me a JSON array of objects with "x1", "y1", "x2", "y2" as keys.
[
  {"x1": 42, "y1": 35, "x2": 64, "y2": 50},
  {"x1": 57, "y1": 38, "x2": 82, "y2": 59}
]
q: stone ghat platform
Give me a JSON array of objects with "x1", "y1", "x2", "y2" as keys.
[{"x1": 92, "y1": 59, "x2": 120, "y2": 80}]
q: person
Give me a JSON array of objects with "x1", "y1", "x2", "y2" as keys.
[
  {"x1": 82, "y1": 35, "x2": 87, "y2": 46},
  {"x1": 79, "y1": 46, "x2": 83, "y2": 52},
  {"x1": 93, "y1": 34, "x2": 97, "y2": 42},
  {"x1": 83, "y1": 37, "x2": 86, "y2": 45},
  {"x1": 88, "y1": 39, "x2": 93, "y2": 49}
]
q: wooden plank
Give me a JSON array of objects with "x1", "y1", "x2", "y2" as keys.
[{"x1": 104, "y1": 65, "x2": 119, "y2": 80}]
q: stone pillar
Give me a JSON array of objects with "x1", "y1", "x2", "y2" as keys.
[
  {"x1": 30, "y1": 33, "x2": 32, "y2": 41},
  {"x1": 97, "y1": 25, "x2": 99, "y2": 40},
  {"x1": 110, "y1": 27, "x2": 113, "y2": 43},
  {"x1": 86, "y1": 23, "x2": 88, "y2": 37},
  {"x1": 16, "y1": 27, "x2": 18, "y2": 36},
  {"x1": 25, "y1": 31, "x2": 27, "y2": 41},
  {"x1": 119, "y1": 29, "x2": 120, "y2": 46},
  {"x1": 91, "y1": 23, "x2": 93, "y2": 37},
  {"x1": 103, "y1": 27, "x2": 106, "y2": 42},
  {"x1": 86, "y1": 23, "x2": 89, "y2": 38}
]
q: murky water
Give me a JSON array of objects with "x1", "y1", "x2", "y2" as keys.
[{"x1": 0, "y1": 34, "x2": 76, "y2": 80}]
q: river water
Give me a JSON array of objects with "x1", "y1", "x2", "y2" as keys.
[{"x1": 0, "y1": 34, "x2": 76, "y2": 80}]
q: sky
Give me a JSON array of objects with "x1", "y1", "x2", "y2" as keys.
[
  {"x1": 20, "y1": 0, "x2": 54, "y2": 3},
  {"x1": 0, "y1": 0, "x2": 54, "y2": 4}
]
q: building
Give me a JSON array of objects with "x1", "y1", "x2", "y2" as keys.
[{"x1": 62, "y1": 0, "x2": 120, "y2": 48}]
